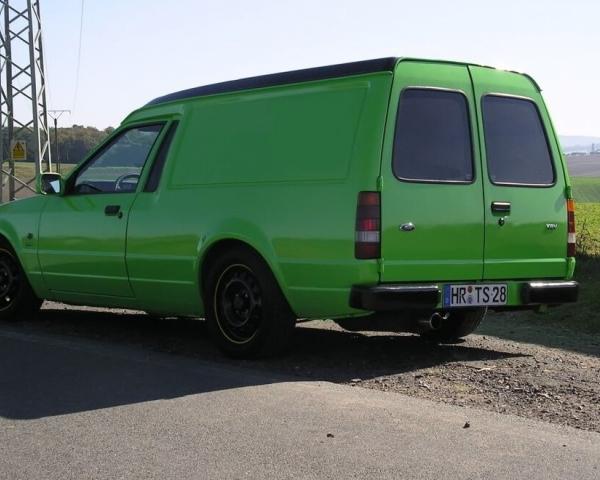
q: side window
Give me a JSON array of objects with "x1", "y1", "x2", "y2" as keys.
[
  {"x1": 144, "y1": 121, "x2": 179, "y2": 192},
  {"x1": 482, "y1": 96, "x2": 555, "y2": 186},
  {"x1": 393, "y1": 89, "x2": 474, "y2": 183},
  {"x1": 72, "y1": 124, "x2": 163, "y2": 194}
]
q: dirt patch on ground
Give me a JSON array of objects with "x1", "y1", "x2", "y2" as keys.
[
  {"x1": 6, "y1": 303, "x2": 600, "y2": 433},
  {"x1": 350, "y1": 330, "x2": 600, "y2": 432}
]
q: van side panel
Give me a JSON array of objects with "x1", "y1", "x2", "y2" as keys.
[
  {"x1": 171, "y1": 85, "x2": 366, "y2": 186},
  {"x1": 126, "y1": 73, "x2": 393, "y2": 318}
]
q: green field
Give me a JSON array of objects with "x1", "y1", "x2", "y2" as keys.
[
  {"x1": 570, "y1": 161, "x2": 600, "y2": 255},
  {"x1": 576, "y1": 203, "x2": 600, "y2": 256},
  {"x1": 3, "y1": 161, "x2": 76, "y2": 179},
  {"x1": 0, "y1": 162, "x2": 76, "y2": 201},
  {"x1": 572, "y1": 176, "x2": 600, "y2": 203}
]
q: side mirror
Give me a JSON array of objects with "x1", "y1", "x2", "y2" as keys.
[{"x1": 38, "y1": 172, "x2": 64, "y2": 195}]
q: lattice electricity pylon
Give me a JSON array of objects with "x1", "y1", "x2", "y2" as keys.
[{"x1": 0, "y1": 0, "x2": 51, "y2": 202}]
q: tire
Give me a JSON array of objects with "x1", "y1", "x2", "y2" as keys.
[
  {"x1": 203, "y1": 247, "x2": 296, "y2": 358},
  {"x1": 0, "y1": 246, "x2": 42, "y2": 322},
  {"x1": 420, "y1": 308, "x2": 486, "y2": 343}
]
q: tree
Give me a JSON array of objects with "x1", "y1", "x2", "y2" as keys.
[{"x1": 50, "y1": 125, "x2": 113, "y2": 165}]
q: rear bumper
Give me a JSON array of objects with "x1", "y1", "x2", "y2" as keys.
[
  {"x1": 350, "y1": 280, "x2": 579, "y2": 311},
  {"x1": 520, "y1": 281, "x2": 579, "y2": 304}
]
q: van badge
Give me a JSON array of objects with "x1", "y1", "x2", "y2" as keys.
[{"x1": 546, "y1": 223, "x2": 558, "y2": 230}]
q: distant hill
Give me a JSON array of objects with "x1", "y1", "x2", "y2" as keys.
[{"x1": 559, "y1": 135, "x2": 600, "y2": 154}]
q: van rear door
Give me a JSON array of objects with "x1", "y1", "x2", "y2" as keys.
[
  {"x1": 469, "y1": 66, "x2": 569, "y2": 280},
  {"x1": 380, "y1": 61, "x2": 484, "y2": 282}
]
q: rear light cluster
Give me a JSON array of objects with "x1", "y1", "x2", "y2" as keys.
[
  {"x1": 355, "y1": 191, "x2": 380, "y2": 259},
  {"x1": 567, "y1": 198, "x2": 576, "y2": 257}
]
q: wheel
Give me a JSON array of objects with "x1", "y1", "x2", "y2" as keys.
[
  {"x1": 204, "y1": 248, "x2": 296, "y2": 358},
  {"x1": 420, "y1": 308, "x2": 486, "y2": 343},
  {"x1": 0, "y1": 246, "x2": 42, "y2": 321}
]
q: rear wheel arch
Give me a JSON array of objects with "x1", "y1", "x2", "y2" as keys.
[
  {"x1": 0, "y1": 224, "x2": 24, "y2": 251},
  {"x1": 0, "y1": 233, "x2": 16, "y2": 251},
  {"x1": 199, "y1": 238, "x2": 294, "y2": 314},
  {"x1": 0, "y1": 233, "x2": 27, "y2": 269},
  {"x1": 200, "y1": 239, "x2": 297, "y2": 357}
]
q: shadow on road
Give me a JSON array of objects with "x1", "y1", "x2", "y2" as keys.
[
  {"x1": 479, "y1": 313, "x2": 600, "y2": 358},
  {"x1": 0, "y1": 306, "x2": 525, "y2": 420}
]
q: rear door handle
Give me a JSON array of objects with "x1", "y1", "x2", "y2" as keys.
[
  {"x1": 104, "y1": 205, "x2": 122, "y2": 218},
  {"x1": 491, "y1": 201, "x2": 511, "y2": 214}
]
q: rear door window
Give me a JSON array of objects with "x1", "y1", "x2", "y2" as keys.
[
  {"x1": 482, "y1": 95, "x2": 555, "y2": 186},
  {"x1": 393, "y1": 89, "x2": 474, "y2": 183}
]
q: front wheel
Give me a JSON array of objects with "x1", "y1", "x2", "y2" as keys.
[
  {"x1": 204, "y1": 248, "x2": 296, "y2": 358},
  {"x1": 0, "y1": 247, "x2": 42, "y2": 321},
  {"x1": 420, "y1": 308, "x2": 487, "y2": 343}
]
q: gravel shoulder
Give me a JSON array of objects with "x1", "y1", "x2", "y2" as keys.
[{"x1": 5, "y1": 303, "x2": 600, "y2": 433}]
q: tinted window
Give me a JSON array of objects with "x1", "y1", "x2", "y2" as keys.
[
  {"x1": 393, "y1": 89, "x2": 473, "y2": 183},
  {"x1": 482, "y1": 96, "x2": 554, "y2": 186},
  {"x1": 73, "y1": 125, "x2": 162, "y2": 194}
]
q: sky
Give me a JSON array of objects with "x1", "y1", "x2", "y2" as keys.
[{"x1": 43, "y1": 0, "x2": 600, "y2": 136}]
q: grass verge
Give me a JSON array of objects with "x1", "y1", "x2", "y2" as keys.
[
  {"x1": 572, "y1": 176, "x2": 600, "y2": 203},
  {"x1": 490, "y1": 255, "x2": 600, "y2": 336}
]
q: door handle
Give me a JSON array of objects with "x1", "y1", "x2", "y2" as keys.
[
  {"x1": 491, "y1": 201, "x2": 511, "y2": 214},
  {"x1": 104, "y1": 205, "x2": 122, "y2": 218}
]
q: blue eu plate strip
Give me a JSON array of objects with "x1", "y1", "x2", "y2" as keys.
[{"x1": 443, "y1": 285, "x2": 451, "y2": 307}]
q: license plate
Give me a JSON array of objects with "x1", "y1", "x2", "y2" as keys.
[{"x1": 443, "y1": 284, "x2": 507, "y2": 307}]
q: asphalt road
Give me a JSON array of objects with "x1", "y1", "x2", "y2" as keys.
[{"x1": 1, "y1": 326, "x2": 599, "y2": 480}]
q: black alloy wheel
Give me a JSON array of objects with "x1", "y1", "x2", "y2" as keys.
[
  {"x1": 214, "y1": 264, "x2": 263, "y2": 344},
  {"x1": 205, "y1": 247, "x2": 296, "y2": 358}
]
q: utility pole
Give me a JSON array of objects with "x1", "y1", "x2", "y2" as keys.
[
  {"x1": 0, "y1": 0, "x2": 51, "y2": 202},
  {"x1": 48, "y1": 109, "x2": 69, "y2": 173}
]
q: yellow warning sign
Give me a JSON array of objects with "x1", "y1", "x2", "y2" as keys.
[{"x1": 10, "y1": 140, "x2": 26, "y2": 161}]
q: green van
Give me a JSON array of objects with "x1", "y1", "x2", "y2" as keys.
[{"x1": 0, "y1": 57, "x2": 578, "y2": 356}]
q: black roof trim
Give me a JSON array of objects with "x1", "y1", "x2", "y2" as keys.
[{"x1": 146, "y1": 57, "x2": 398, "y2": 106}]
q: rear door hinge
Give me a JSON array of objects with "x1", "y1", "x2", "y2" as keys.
[{"x1": 377, "y1": 175, "x2": 384, "y2": 191}]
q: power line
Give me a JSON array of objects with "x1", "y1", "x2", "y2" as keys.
[{"x1": 72, "y1": 0, "x2": 85, "y2": 115}]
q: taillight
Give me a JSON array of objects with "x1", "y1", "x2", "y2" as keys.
[
  {"x1": 355, "y1": 191, "x2": 380, "y2": 259},
  {"x1": 567, "y1": 199, "x2": 576, "y2": 257}
]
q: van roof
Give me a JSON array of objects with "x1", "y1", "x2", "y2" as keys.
[
  {"x1": 146, "y1": 57, "x2": 398, "y2": 106},
  {"x1": 145, "y1": 57, "x2": 539, "y2": 107}
]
